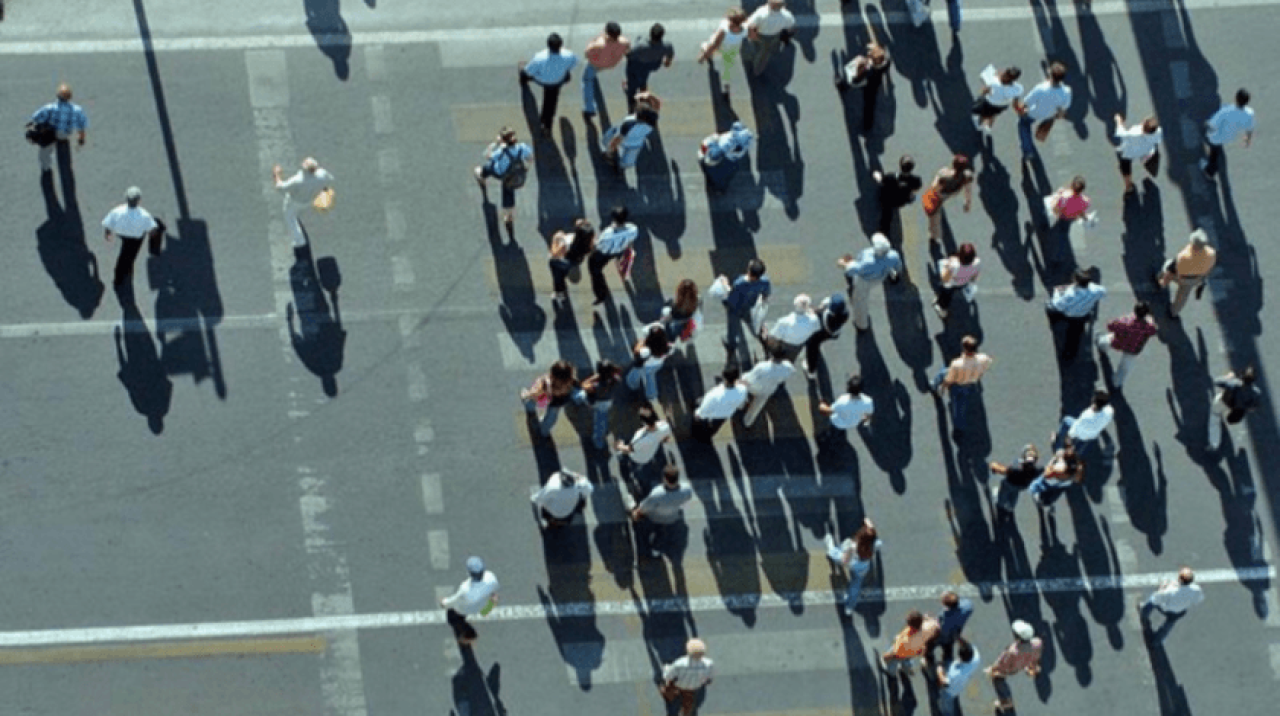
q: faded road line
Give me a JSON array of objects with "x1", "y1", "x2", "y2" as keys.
[{"x1": 0, "y1": 635, "x2": 325, "y2": 666}]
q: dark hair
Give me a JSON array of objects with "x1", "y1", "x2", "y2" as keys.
[
  {"x1": 548, "y1": 360, "x2": 576, "y2": 391},
  {"x1": 611, "y1": 205, "x2": 629, "y2": 224},
  {"x1": 766, "y1": 339, "x2": 787, "y2": 362},
  {"x1": 547, "y1": 32, "x2": 564, "y2": 52},
  {"x1": 649, "y1": 23, "x2": 666, "y2": 42},
  {"x1": 662, "y1": 464, "x2": 680, "y2": 483},
  {"x1": 1134, "y1": 301, "x2": 1151, "y2": 318},
  {"x1": 1241, "y1": 365, "x2": 1257, "y2": 384},
  {"x1": 1049, "y1": 61, "x2": 1067, "y2": 83},
  {"x1": 747, "y1": 258, "x2": 766, "y2": 279},
  {"x1": 605, "y1": 22, "x2": 622, "y2": 38},
  {"x1": 636, "y1": 107, "x2": 659, "y2": 126},
  {"x1": 1142, "y1": 116, "x2": 1160, "y2": 133},
  {"x1": 899, "y1": 155, "x2": 915, "y2": 173},
  {"x1": 905, "y1": 610, "x2": 924, "y2": 629},
  {"x1": 566, "y1": 221, "x2": 595, "y2": 262},
  {"x1": 595, "y1": 359, "x2": 620, "y2": 380},
  {"x1": 961, "y1": 335, "x2": 979, "y2": 354},
  {"x1": 956, "y1": 639, "x2": 975, "y2": 662},
  {"x1": 1003, "y1": 66, "x2": 1022, "y2": 81},
  {"x1": 956, "y1": 243, "x2": 977, "y2": 265},
  {"x1": 941, "y1": 591, "x2": 959, "y2": 609},
  {"x1": 846, "y1": 375, "x2": 863, "y2": 396},
  {"x1": 952, "y1": 154, "x2": 971, "y2": 172},
  {"x1": 674, "y1": 279, "x2": 700, "y2": 314},
  {"x1": 560, "y1": 470, "x2": 577, "y2": 486},
  {"x1": 1237, "y1": 88, "x2": 1251, "y2": 106},
  {"x1": 644, "y1": 324, "x2": 671, "y2": 357},
  {"x1": 854, "y1": 521, "x2": 878, "y2": 560},
  {"x1": 1071, "y1": 176, "x2": 1086, "y2": 193},
  {"x1": 638, "y1": 405, "x2": 659, "y2": 427},
  {"x1": 1073, "y1": 268, "x2": 1092, "y2": 286},
  {"x1": 722, "y1": 364, "x2": 741, "y2": 384},
  {"x1": 1092, "y1": 389, "x2": 1110, "y2": 409}
]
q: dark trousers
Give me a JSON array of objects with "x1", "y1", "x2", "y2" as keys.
[
  {"x1": 862, "y1": 74, "x2": 883, "y2": 132},
  {"x1": 624, "y1": 61, "x2": 659, "y2": 109},
  {"x1": 1140, "y1": 602, "x2": 1186, "y2": 642},
  {"x1": 446, "y1": 608, "x2": 478, "y2": 642},
  {"x1": 1060, "y1": 315, "x2": 1089, "y2": 361},
  {"x1": 521, "y1": 72, "x2": 565, "y2": 131},
  {"x1": 692, "y1": 416, "x2": 725, "y2": 442},
  {"x1": 114, "y1": 232, "x2": 161, "y2": 286},
  {"x1": 588, "y1": 250, "x2": 622, "y2": 302},
  {"x1": 804, "y1": 329, "x2": 836, "y2": 371},
  {"x1": 935, "y1": 285, "x2": 960, "y2": 310},
  {"x1": 549, "y1": 257, "x2": 577, "y2": 294},
  {"x1": 1204, "y1": 141, "x2": 1223, "y2": 177},
  {"x1": 877, "y1": 201, "x2": 905, "y2": 237}
]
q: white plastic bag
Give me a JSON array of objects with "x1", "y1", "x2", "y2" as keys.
[
  {"x1": 750, "y1": 296, "x2": 769, "y2": 334},
  {"x1": 707, "y1": 275, "x2": 730, "y2": 301}
]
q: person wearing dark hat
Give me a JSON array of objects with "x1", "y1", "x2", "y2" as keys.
[
  {"x1": 101, "y1": 186, "x2": 161, "y2": 289},
  {"x1": 439, "y1": 557, "x2": 500, "y2": 645},
  {"x1": 801, "y1": 293, "x2": 849, "y2": 379},
  {"x1": 989, "y1": 445, "x2": 1040, "y2": 516},
  {"x1": 986, "y1": 620, "x2": 1042, "y2": 712}
]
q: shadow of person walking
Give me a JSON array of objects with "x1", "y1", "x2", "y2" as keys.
[
  {"x1": 36, "y1": 166, "x2": 103, "y2": 319},
  {"x1": 287, "y1": 245, "x2": 346, "y2": 396},
  {"x1": 449, "y1": 645, "x2": 507, "y2": 716},
  {"x1": 114, "y1": 292, "x2": 173, "y2": 435},
  {"x1": 304, "y1": 0, "x2": 352, "y2": 80}
]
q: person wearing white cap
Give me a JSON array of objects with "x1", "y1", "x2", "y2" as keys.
[
  {"x1": 985, "y1": 620, "x2": 1042, "y2": 712},
  {"x1": 273, "y1": 157, "x2": 335, "y2": 248},
  {"x1": 661, "y1": 638, "x2": 714, "y2": 716},
  {"x1": 1155, "y1": 228, "x2": 1216, "y2": 319},
  {"x1": 101, "y1": 186, "x2": 161, "y2": 289},
  {"x1": 439, "y1": 557, "x2": 499, "y2": 645},
  {"x1": 839, "y1": 234, "x2": 902, "y2": 332}
]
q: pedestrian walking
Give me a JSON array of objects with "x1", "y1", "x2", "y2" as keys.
[
  {"x1": 1045, "y1": 268, "x2": 1107, "y2": 361},
  {"x1": 615, "y1": 404, "x2": 672, "y2": 479},
  {"x1": 28, "y1": 83, "x2": 89, "y2": 174},
  {"x1": 1041, "y1": 175, "x2": 1094, "y2": 262},
  {"x1": 1138, "y1": 567, "x2": 1205, "y2": 642},
  {"x1": 581, "y1": 22, "x2": 630, "y2": 119},
  {"x1": 823, "y1": 517, "x2": 881, "y2": 615},
  {"x1": 691, "y1": 364, "x2": 749, "y2": 442},
  {"x1": 745, "y1": 0, "x2": 796, "y2": 77},
  {"x1": 936, "y1": 639, "x2": 981, "y2": 716},
  {"x1": 548, "y1": 219, "x2": 596, "y2": 301},
  {"x1": 439, "y1": 556, "x2": 500, "y2": 645},
  {"x1": 818, "y1": 375, "x2": 874, "y2": 437},
  {"x1": 881, "y1": 610, "x2": 940, "y2": 678},
  {"x1": 972, "y1": 65, "x2": 1024, "y2": 135},
  {"x1": 741, "y1": 339, "x2": 796, "y2": 427},
  {"x1": 273, "y1": 157, "x2": 335, "y2": 249},
  {"x1": 697, "y1": 8, "x2": 749, "y2": 98},
  {"x1": 930, "y1": 335, "x2": 993, "y2": 436},
  {"x1": 102, "y1": 186, "x2": 161, "y2": 289},
  {"x1": 932, "y1": 242, "x2": 981, "y2": 321},
  {"x1": 989, "y1": 445, "x2": 1040, "y2": 517},
  {"x1": 519, "y1": 33, "x2": 578, "y2": 137},
  {"x1": 922, "y1": 155, "x2": 975, "y2": 244},
  {"x1": 1015, "y1": 61, "x2": 1073, "y2": 161},
  {"x1": 1201, "y1": 88, "x2": 1255, "y2": 180},
  {"x1": 1113, "y1": 113, "x2": 1163, "y2": 195},
  {"x1": 660, "y1": 638, "x2": 715, "y2": 716},
  {"x1": 835, "y1": 40, "x2": 891, "y2": 134},
  {"x1": 628, "y1": 464, "x2": 693, "y2": 559},
  {"x1": 719, "y1": 259, "x2": 772, "y2": 359},
  {"x1": 531, "y1": 469, "x2": 594, "y2": 528},
  {"x1": 871, "y1": 155, "x2": 922, "y2": 237},
  {"x1": 474, "y1": 127, "x2": 533, "y2": 233},
  {"x1": 661, "y1": 279, "x2": 703, "y2": 344},
  {"x1": 1028, "y1": 441, "x2": 1084, "y2": 513},
  {"x1": 602, "y1": 93, "x2": 660, "y2": 172},
  {"x1": 624, "y1": 24, "x2": 675, "y2": 109},
  {"x1": 1155, "y1": 228, "x2": 1216, "y2": 319},
  {"x1": 986, "y1": 620, "x2": 1042, "y2": 713},
  {"x1": 1208, "y1": 365, "x2": 1261, "y2": 450},
  {"x1": 627, "y1": 323, "x2": 673, "y2": 403},
  {"x1": 801, "y1": 294, "x2": 850, "y2": 378},
  {"x1": 927, "y1": 591, "x2": 974, "y2": 665},
  {"x1": 520, "y1": 359, "x2": 578, "y2": 436},
  {"x1": 839, "y1": 233, "x2": 903, "y2": 333},
  {"x1": 1097, "y1": 302, "x2": 1158, "y2": 388},
  {"x1": 763, "y1": 293, "x2": 820, "y2": 362},
  {"x1": 698, "y1": 121, "x2": 755, "y2": 193},
  {"x1": 575, "y1": 359, "x2": 622, "y2": 449},
  {"x1": 1051, "y1": 389, "x2": 1114, "y2": 460},
  {"x1": 587, "y1": 206, "x2": 639, "y2": 305}
]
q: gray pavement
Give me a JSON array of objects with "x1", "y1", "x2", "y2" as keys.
[{"x1": 0, "y1": 1, "x2": 1278, "y2": 715}]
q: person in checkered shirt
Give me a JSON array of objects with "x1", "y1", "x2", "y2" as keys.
[{"x1": 29, "y1": 83, "x2": 89, "y2": 173}]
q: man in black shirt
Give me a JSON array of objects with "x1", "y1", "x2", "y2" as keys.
[
  {"x1": 990, "y1": 445, "x2": 1040, "y2": 517},
  {"x1": 1209, "y1": 366, "x2": 1261, "y2": 449},
  {"x1": 872, "y1": 155, "x2": 923, "y2": 237},
  {"x1": 624, "y1": 24, "x2": 674, "y2": 111}
]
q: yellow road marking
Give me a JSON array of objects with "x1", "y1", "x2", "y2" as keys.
[
  {"x1": 0, "y1": 635, "x2": 326, "y2": 666},
  {"x1": 453, "y1": 100, "x2": 716, "y2": 143}
]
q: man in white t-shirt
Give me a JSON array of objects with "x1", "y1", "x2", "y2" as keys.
[
  {"x1": 1113, "y1": 114, "x2": 1162, "y2": 195},
  {"x1": 692, "y1": 365, "x2": 749, "y2": 442},
  {"x1": 440, "y1": 556, "x2": 500, "y2": 645},
  {"x1": 742, "y1": 340, "x2": 796, "y2": 427},
  {"x1": 273, "y1": 157, "x2": 335, "y2": 248},
  {"x1": 972, "y1": 65, "x2": 1023, "y2": 135},
  {"x1": 818, "y1": 375, "x2": 874, "y2": 438},
  {"x1": 1139, "y1": 567, "x2": 1205, "y2": 643},
  {"x1": 616, "y1": 405, "x2": 672, "y2": 487},
  {"x1": 530, "y1": 469, "x2": 595, "y2": 528},
  {"x1": 1015, "y1": 61, "x2": 1072, "y2": 160},
  {"x1": 745, "y1": 0, "x2": 794, "y2": 76},
  {"x1": 1051, "y1": 389, "x2": 1113, "y2": 460},
  {"x1": 1201, "y1": 88, "x2": 1255, "y2": 180},
  {"x1": 101, "y1": 185, "x2": 160, "y2": 289}
]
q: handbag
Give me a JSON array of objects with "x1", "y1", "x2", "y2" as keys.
[
  {"x1": 680, "y1": 309, "x2": 701, "y2": 341},
  {"x1": 1143, "y1": 147, "x2": 1161, "y2": 177},
  {"x1": 1035, "y1": 119, "x2": 1054, "y2": 142},
  {"x1": 313, "y1": 187, "x2": 335, "y2": 212},
  {"x1": 24, "y1": 122, "x2": 56, "y2": 147},
  {"x1": 500, "y1": 147, "x2": 527, "y2": 190},
  {"x1": 922, "y1": 188, "x2": 943, "y2": 216},
  {"x1": 617, "y1": 246, "x2": 635, "y2": 279},
  {"x1": 749, "y1": 295, "x2": 769, "y2": 333},
  {"x1": 707, "y1": 275, "x2": 730, "y2": 301}
]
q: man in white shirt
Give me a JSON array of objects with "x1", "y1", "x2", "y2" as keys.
[
  {"x1": 1113, "y1": 113, "x2": 1162, "y2": 195},
  {"x1": 519, "y1": 32, "x2": 579, "y2": 136},
  {"x1": 101, "y1": 186, "x2": 160, "y2": 289},
  {"x1": 742, "y1": 340, "x2": 796, "y2": 427},
  {"x1": 745, "y1": 0, "x2": 795, "y2": 76},
  {"x1": 630, "y1": 465, "x2": 693, "y2": 559},
  {"x1": 766, "y1": 293, "x2": 821, "y2": 361},
  {"x1": 616, "y1": 405, "x2": 671, "y2": 470},
  {"x1": 530, "y1": 469, "x2": 594, "y2": 528},
  {"x1": 1051, "y1": 389, "x2": 1113, "y2": 460},
  {"x1": 439, "y1": 557, "x2": 500, "y2": 645},
  {"x1": 1016, "y1": 61, "x2": 1072, "y2": 160},
  {"x1": 662, "y1": 638, "x2": 715, "y2": 716},
  {"x1": 588, "y1": 205, "x2": 639, "y2": 304},
  {"x1": 819, "y1": 375, "x2": 874, "y2": 437},
  {"x1": 1201, "y1": 88, "x2": 1255, "y2": 180},
  {"x1": 972, "y1": 65, "x2": 1023, "y2": 135},
  {"x1": 1139, "y1": 567, "x2": 1205, "y2": 643},
  {"x1": 692, "y1": 365, "x2": 749, "y2": 442},
  {"x1": 274, "y1": 157, "x2": 335, "y2": 248}
]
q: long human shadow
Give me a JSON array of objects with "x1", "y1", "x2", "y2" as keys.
[
  {"x1": 522, "y1": 86, "x2": 582, "y2": 241},
  {"x1": 1034, "y1": 509, "x2": 1093, "y2": 687},
  {"x1": 855, "y1": 330, "x2": 913, "y2": 493},
  {"x1": 1029, "y1": 0, "x2": 1088, "y2": 140},
  {"x1": 994, "y1": 515, "x2": 1055, "y2": 704},
  {"x1": 633, "y1": 131, "x2": 686, "y2": 259},
  {"x1": 115, "y1": 295, "x2": 173, "y2": 434},
  {"x1": 878, "y1": 0, "x2": 943, "y2": 112},
  {"x1": 696, "y1": 446, "x2": 762, "y2": 626},
  {"x1": 979, "y1": 150, "x2": 1034, "y2": 299},
  {"x1": 1078, "y1": 4, "x2": 1127, "y2": 132},
  {"x1": 36, "y1": 166, "x2": 103, "y2": 319},
  {"x1": 303, "y1": 0, "x2": 351, "y2": 80},
  {"x1": 1103, "y1": 389, "x2": 1167, "y2": 554},
  {"x1": 286, "y1": 244, "x2": 346, "y2": 396},
  {"x1": 1210, "y1": 440, "x2": 1273, "y2": 619},
  {"x1": 483, "y1": 202, "x2": 546, "y2": 362},
  {"x1": 134, "y1": 0, "x2": 227, "y2": 400},
  {"x1": 538, "y1": 520, "x2": 606, "y2": 691},
  {"x1": 831, "y1": 47, "x2": 881, "y2": 237},
  {"x1": 1143, "y1": 631, "x2": 1194, "y2": 716},
  {"x1": 745, "y1": 49, "x2": 804, "y2": 220},
  {"x1": 448, "y1": 645, "x2": 507, "y2": 716}
]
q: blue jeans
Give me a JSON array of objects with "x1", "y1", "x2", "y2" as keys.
[
  {"x1": 1053, "y1": 416, "x2": 1098, "y2": 460},
  {"x1": 938, "y1": 691, "x2": 960, "y2": 716},
  {"x1": 946, "y1": 0, "x2": 962, "y2": 32},
  {"x1": 933, "y1": 368, "x2": 976, "y2": 430},
  {"x1": 582, "y1": 64, "x2": 599, "y2": 114},
  {"x1": 523, "y1": 398, "x2": 561, "y2": 436},
  {"x1": 1018, "y1": 114, "x2": 1037, "y2": 157},
  {"x1": 572, "y1": 390, "x2": 611, "y2": 448},
  {"x1": 626, "y1": 364, "x2": 662, "y2": 401}
]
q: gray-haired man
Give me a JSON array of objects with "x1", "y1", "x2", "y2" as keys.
[{"x1": 839, "y1": 233, "x2": 902, "y2": 332}]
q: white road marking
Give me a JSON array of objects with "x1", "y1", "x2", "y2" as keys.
[
  {"x1": 0, "y1": 567, "x2": 1268, "y2": 648},
  {"x1": 1270, "y1": 643, "x2": 1280, "y2": 680},
  {"x1": 1112, "y1": 538, "x2": 1139, "y2": 572},
  {"x1": 427, "y1": 530, "x2": 451, "y2": 571},
  {"x1": 406, "y1": 362, "x2": 429, "y2": 402},
  {"x1": 384, "y1": 201, "x2": 406, "y2": 243},
  {"x1": 421, "y1": 474, "x2": 445, "y2": 516},
  {"x1": 391, "y1": 255, "x2": 416, "y2": 288},
  {"x1": 370, "y1": 95, "x2": 394, "y2": 135},
  {"x1": 363, "y1": 45, "x2": 386, "y2": 83},
  {"x1": 376, "y1": 148, "x2": 401, "y2": 182},
  {"x1": 1105, "y1": 485, "x2": 1131, "y2": 526}
]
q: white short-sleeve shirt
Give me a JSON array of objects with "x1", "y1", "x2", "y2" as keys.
[
  {"x1": 101, "y1": 204, "x2": 158, "y2": 238},
  {"x1": 830, "y1": 393, "x2": 874, "y2": 429},
  {"x1": 1022, "y1": 81, "x2": 1073, "y2": 122},
  {"x1": 627, "y1": 422, "x2": 672, "y2": 464},
  {"x1": 279, "y1": 167, "x2": 335, "y2": 202}
]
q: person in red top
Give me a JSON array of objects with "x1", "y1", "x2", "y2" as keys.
[
  {"x1": 582, "y1": 22, "x2": 631, "y2": 119},
  {"x1": 1096, "y1": 301, "x2": 1158, "y2": 389}
]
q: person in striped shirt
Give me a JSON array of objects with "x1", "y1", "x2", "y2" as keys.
[{"x1": 29, "y1": 83, "x2": 89, "y2": 173}]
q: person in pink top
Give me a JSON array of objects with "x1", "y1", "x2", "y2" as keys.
[
  {"x1": 933, "y1": 242, "x2": 981, "y2": 320},
  {"x1": 1043, "y1": 175, "x2": 1092, "y2": 263},
  {"x1": 582, "y1": 23, "x2": 631, "y2": 119},
  {"x1": 985, "y1": 620, "x2": 1042, "y2": 712}
]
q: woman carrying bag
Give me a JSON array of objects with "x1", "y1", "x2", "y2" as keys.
[
  {"x1": 933, "y1": 242, "x2": 981, "y2": 320},
  {"x1": 626, "y1": 324, "x2": 673, "y2": 403},
  {"x1": 662, "y1": 279, "x2": 703, "y2": 344},
  {"x1": 474, "y1": 127, "x2": 533, "y2": 232},
  {"x1": 519, "y1": 360, "x2": 579, "y2": 437}
]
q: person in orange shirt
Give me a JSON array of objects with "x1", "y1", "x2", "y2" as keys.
[{"x1": 881, "y1": 609, "x2": 940, "y2": 678}]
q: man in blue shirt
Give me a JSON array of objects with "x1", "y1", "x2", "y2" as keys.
[
  {"x1": 839, "y1": 233, "x2": 901, "y2": 332},
  {"x1": 722, "y1": 259, "x2": 771, "y2": 363},
  {"x1": 927, "y1": 591, "x2": 974, "y2": 665},
  {"x1": 1046, "y1": 268, "x2": 1106, "y2": 361},
  {"x1": 30, "y1": 83, "x2": 89, "y2": 174},
  {"x1": 935, "y1": 639, "x2": 981, "y2": 716},
  {"x1": 519, "y1": 33, "x2": 578, "y2": 137}
]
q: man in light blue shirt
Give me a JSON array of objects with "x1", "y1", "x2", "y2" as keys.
[
  {"x1": 519, "y1": 33, "x2": 578, "y2": 137},
  {"x1": 1047, "y1": 268, "x2": 1106, "y2": 361},
  {"x1": 1201, "y1": 88, "x2": 1255, "y2": 180},
  {"x1": 839, "y1": 233, "x2": 901, "y2": 332},
  {"x1": 935, "y1": 639, "x2": 981, "y2": 716}
]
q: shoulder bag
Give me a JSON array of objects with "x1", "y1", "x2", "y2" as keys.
[{"x1": 501, "y1": 147, "x2": 527, "y2": 190}]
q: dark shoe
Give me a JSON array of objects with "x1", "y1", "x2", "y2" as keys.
[{"x1": 582, "y1": 110, "x2": 596, "y2": 120}]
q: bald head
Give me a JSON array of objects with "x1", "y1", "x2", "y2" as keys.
[
  {"x1": 57, "y1": 84, "x2": 73, "y2": 101},
  {"x1": 302, "y1": 157, "x2": 319, "y2": 173}
]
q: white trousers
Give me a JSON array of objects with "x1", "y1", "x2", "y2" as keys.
[{"x1": 283, "y1": 196, "x2": 312, "y2": 247}]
